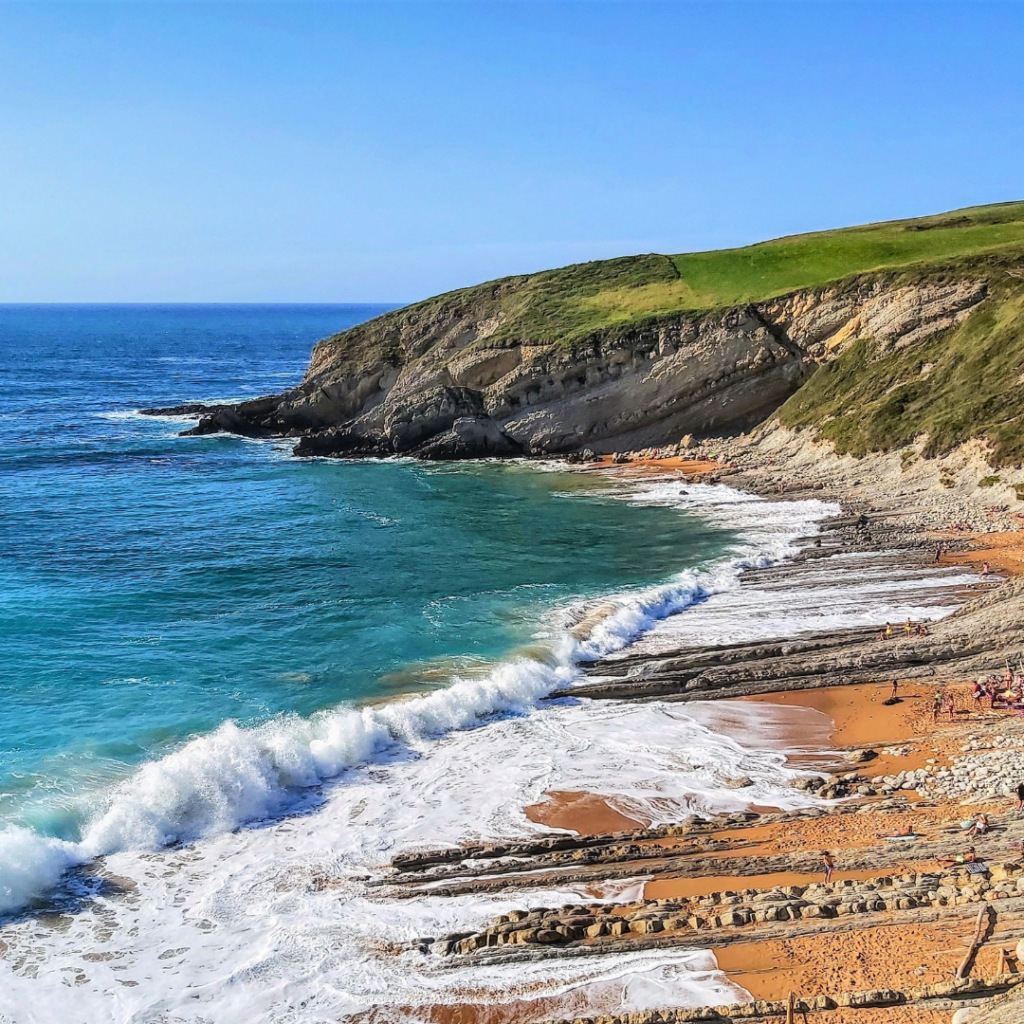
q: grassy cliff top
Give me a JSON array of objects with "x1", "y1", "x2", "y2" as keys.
[
  {"x1": 320, "y1": 201, "x2": 1024, "y2": 356},
  {"x1": 624, "y1": 200, "x2": 1024, "y2": 313}
]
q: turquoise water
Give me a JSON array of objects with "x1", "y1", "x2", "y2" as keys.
[{"x1": 0, "y1": 305, "x2": 735, "y2": 842}]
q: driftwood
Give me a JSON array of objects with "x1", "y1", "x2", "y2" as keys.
[{"x1": 957, "y1": 904, "x2": 995, "y2": 979}]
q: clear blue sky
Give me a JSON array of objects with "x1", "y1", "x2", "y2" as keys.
[{"x1": 1, "y1": 0, "x2": 1021, "y2": 303}]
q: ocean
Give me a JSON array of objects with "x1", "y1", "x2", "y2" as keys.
[{"x1": 0, "y1": 305, "x2": 976, "y2": 1023}]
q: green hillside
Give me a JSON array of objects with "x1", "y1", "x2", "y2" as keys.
[
  {"x1": 777, "y1": 271, "x2": 1024, "y2": 466},
  {"x1": 351, "y1": 201, "x2": 1024, "y2": 352},
  {"x1": 314, "y1": 201, "x2": 1024, "y2": 464},
  {"x1": 486, "y1": 201, "x2": 1024, "y2": 465},
  {"x1": 594, "y1": 200, "x2": 1024, "y2": 320}
]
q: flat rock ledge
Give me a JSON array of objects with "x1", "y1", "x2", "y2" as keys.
[
  {"x1": 538, "y1": 975, "x2": 1022, "y2": 1022},
  {"x1": 384, "y1": 800, "x2": 936, "y2": 898},
  {"x1": 426, "y1": 860, "x2": 1024, "y2": 958}
]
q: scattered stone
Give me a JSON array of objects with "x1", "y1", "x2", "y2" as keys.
[{"x1": 843, "y1": 748, "x2": 878, "y2": 763}]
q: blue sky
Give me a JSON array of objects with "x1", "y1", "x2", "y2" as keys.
[{"x1": 0, "y1": 1, "x2": 1021, "y2": 302}]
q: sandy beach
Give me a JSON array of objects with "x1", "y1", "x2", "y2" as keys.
[{"x1": 402, "y1": 451, "x2": 1024, "y2": 1024}]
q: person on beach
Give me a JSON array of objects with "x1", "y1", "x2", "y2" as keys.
[
  {"x1": 822, "y1": 851, "x2": 835, "y2": 883},
  {"x1": 982, "y1": 560, "x2": 991, "y2": 577},
  {"x1": 890, "y1": 679, "x2": 899, "y2": 700},
  {"x1": 938, "y1": 847, "x2": 978, "y2": 867},
  {"x1": 972, "y1": 679, "x2": 988, "y2": 707},
  {"x1": 904, "y1": 618, "x2": 913, "y2": 637},
  {"x1": 877, "y1": 824, "x2": 916, "y2": 839},
  {"x1": 880, "y1": 622, "x2": 894, "y2": 641},
  {"x1": 933, "y1": 690, "x2": 944, "y2": 719},
  {"x1": 945, "y1": 692, "x2": 957, "y2": 721},
  {"x1": 967, "y1": 813, "x2": 990, "y2": 838},
  {"x1": 1016, "y1": 780, "x2": 1024, "y2": 814}
]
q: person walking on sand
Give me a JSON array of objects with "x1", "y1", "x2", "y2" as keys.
[
  {"x1": 933, "y1": 690, "x2": 944, "y2": 720},
  {"x1": 822, "y1": 851, "x2": 835, "y2": 883},
  {"x1": 945, "y1": 692, "x2": 957, "y2": 721},
  {"x1": 891, "y1": 679, "x2": 899, "y2": 700}
]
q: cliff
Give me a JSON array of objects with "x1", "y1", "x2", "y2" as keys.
[{"x1": 154, "y1": 201, "x2": 1024, "y2": 461}]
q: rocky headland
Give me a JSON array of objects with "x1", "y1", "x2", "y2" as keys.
[{"x1": 145, "y1": 202, "x2": 1024, "y2": 472}]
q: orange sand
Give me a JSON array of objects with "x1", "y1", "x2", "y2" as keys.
[
  {"x1": 939, "y1": 530, "x2": 1024, "y2": 577},
  {"x1": 740, "y1": 680, "x2": 931, "y2": 745},
  {"x1": 715, "y1": 920, "x2": 1013, "y2": 1020},
  {"x1": 594, "y1": 455, "x2": 723, "y2": 474},
  {"x1": 514, "y1": 681, "x2": 1014, "y2": 1021},
  {"x1": 524, "y1": 791, "x2": 644, "y2": 835},
  {"x1": 643, "y1": 864, "x2": 901, "y2": 901}
]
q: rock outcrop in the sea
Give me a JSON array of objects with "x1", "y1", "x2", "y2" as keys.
[{"x1": 145, "y1": 274, "x2": 989, "y2": 460}]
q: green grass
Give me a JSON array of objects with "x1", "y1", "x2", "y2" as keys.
[
  {"x1": 580, "y1": 201, "x2": 1024, "y2": 324},
  {"x1": 317, "y1": 202, "x2": 1024, "y2": 363},
  {"x1": 776, "y1": 277, "x2": 1024, "y2": 466}
]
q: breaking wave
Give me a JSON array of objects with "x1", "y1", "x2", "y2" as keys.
[{"x1": 0, "y1": 481, "x2": 831, "y2": 915}]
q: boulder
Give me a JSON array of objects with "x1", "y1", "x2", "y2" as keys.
[
  {"x1": 844, "y1": 748, "x2": 879, "y2": 763},
  {"x1": 725, "y1": 776, "x2": 755, "y2": 789},
  {"x1": 414, "y1": 415, "x2": 524, "y2": 459}
]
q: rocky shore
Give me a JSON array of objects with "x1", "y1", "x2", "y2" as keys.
[
  {"x1": 376, "y1": 448, "x2": 1024, "y2": 1024},
  {"x1": 147, "y1": 321, "x2": 1024, "y2": 1023}
]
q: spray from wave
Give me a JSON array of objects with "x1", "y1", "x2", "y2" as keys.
[{"x1": 0, "y1": 481, "x2": 833, "y2": 914}]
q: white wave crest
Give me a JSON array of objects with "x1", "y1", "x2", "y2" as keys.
[
  {"x1": 0, "y1": 827, "x2": 83, "y2": 914},
  {"x1": 80, "y1": 656, "x2": 573, "y2": 855},
  {"x1": 0, "y1": 479, "x2": 832, "y2": 913}
]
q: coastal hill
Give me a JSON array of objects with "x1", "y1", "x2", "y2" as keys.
[{"x1": 165, "y1": 202, "x2": 1024, "y2": 463}]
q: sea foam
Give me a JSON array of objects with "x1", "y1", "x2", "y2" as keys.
[
  {"x1": 0, "y1": 827, "x2": 83, "y2": 914},
  {"x1": 0, "y1": 479, "x2": 982, "y2": 1022},
  {"x1": 0, "y1": 481, "x2": 809, "y2": 913}
]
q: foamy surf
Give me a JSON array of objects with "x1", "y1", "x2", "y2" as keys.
[
  {"x1": 0, "y1": 477, "x2": 976, "y2": 1022},
  {"x1": 0, "y1": 480, "x2": 813, "y2": 910}
]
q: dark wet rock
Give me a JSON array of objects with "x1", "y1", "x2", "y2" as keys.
[{"x1": 413, "y1": 416, "x2": 524, "y2": 460}]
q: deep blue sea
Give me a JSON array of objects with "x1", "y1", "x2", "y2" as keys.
[{"x1": 0, "y1": 304, "x2": 733, "y2": 845}]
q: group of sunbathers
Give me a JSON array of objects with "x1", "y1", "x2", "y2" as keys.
[
  {"x1": 972, "y1": 669, "x2": 1024, "y2": 710},
  {"x1": 878, "y1": 618, "x2": 929, "y2": 641}
]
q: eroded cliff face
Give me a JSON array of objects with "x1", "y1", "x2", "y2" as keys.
[{"x1": 177, "y1": 275, "x2": 988, "y2": 458}]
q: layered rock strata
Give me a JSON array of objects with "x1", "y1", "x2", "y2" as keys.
[
  {"x1": 144, "y1": 277, "x2": 987, "y2": 459},
  {"x1": 539, "y1": 976, "x2": 1023, "y2": 1023},
  {"x1": 428, "y1": 861, "x2": 1024, "y2": 957}
]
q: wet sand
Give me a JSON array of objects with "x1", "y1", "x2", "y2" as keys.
[
  {"x1": 525, "y1": 791, "x2": 645, "y2": 834},
  {"x1": 525, "y1": 682, "x2": 940, "y2": 838},
  {"x1": 713, "y1": 919, "x2": 1009, "y2": 1021},
  {"x1": 738, "y1": 680, "x2": 934, "y2": 750}
]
